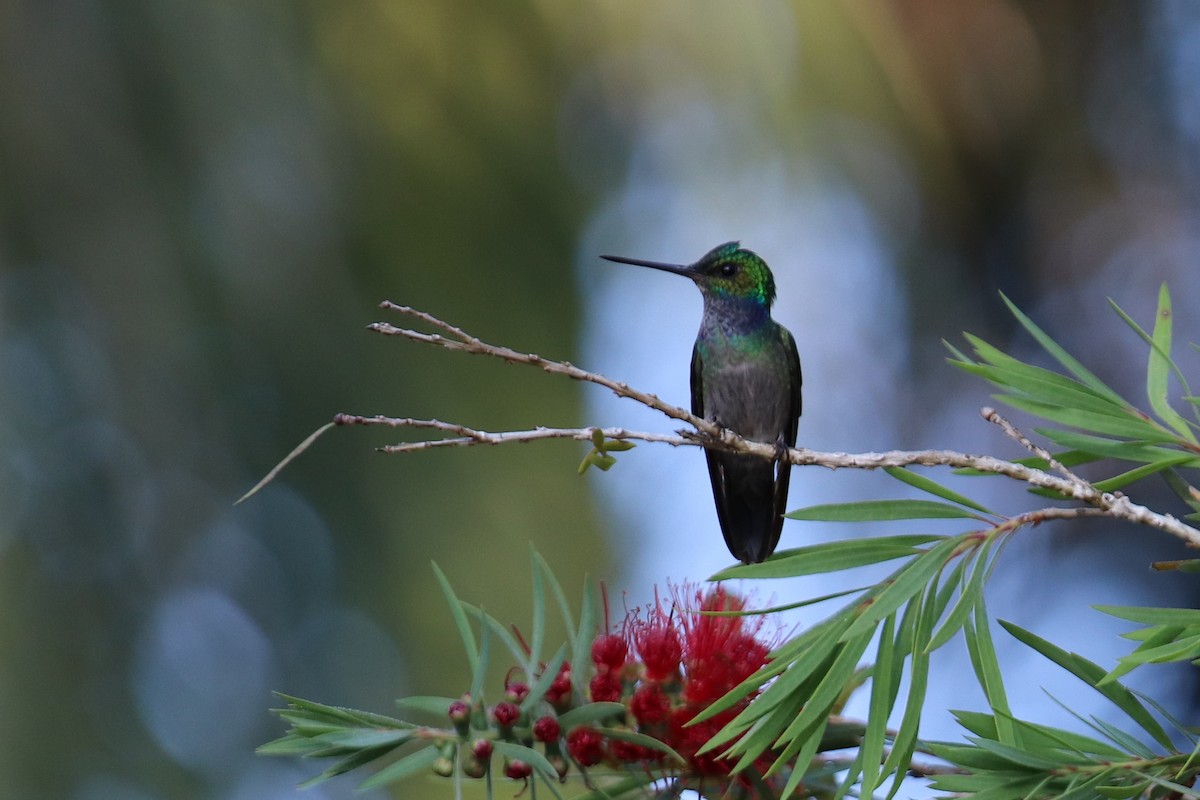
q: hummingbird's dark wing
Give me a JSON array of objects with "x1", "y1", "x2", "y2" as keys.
[
  {"x1": 770, "y1": 326, "x2": 803, "y2": 554},
  {"x1": 690, "y1": 343, "x2": 734, "y2": 543}
]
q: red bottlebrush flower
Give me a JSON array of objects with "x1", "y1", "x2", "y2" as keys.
[
  {"x1": 667, "y1": 706, "x2": 734, "y2": 776},
  {"x1": 504, "y1": 759, "x2": 532, "y2": 780},
  {"x1": 633, "y1": 610, "x2": 682, "y2": 682},
  {"x1": 630, "y1": 682, "x2": 671, "y2": 726},
  {"x1": 532, "y1": 715, "x2": 561, "y2": 743},
  {"x1": 610, "y1": 739, "x2": 657, "y2": 763},
  {"x1": 566, "y1": 726, "x2": 606, "y2": 767},
  {"x1": 604, "y1": 583, "x2": 777, "y2": 787},
  {"x1": 588, "y1": 671, "x2": 622, "y2": 702},
  {"x1": 491, "y1": 701, "x2": 520, "y2": 728},
  {"x1": 680, "y1": 586, "x2": 770, "y2": 705},
  {"x1": 591, "y1": 633, "x2": 628, "y2": 672}
]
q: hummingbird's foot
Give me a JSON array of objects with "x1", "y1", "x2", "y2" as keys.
[
  {"x1": 773, "y1": 436, "x2": 792, "y2": 466},
  {"x1": 677, "y1": 425, "x2": 729, "y2": 445}
]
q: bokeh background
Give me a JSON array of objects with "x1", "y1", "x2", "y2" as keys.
[{"x1": 2, "y1": 2, "x2": 1200, "y2": 798}]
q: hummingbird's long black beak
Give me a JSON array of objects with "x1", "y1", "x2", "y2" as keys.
[{"x1": 600, "y1": 254, "x2": 693, "y2": 277}]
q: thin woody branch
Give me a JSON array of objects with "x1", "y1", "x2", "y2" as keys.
[
  {"x1": 239, "y1": 302, "x2": 1200, "y2": 548},
  {"x1": 370, "y1": 301, "x2": 724, "y2": 440},
  {"x1": 332, "y1": 414, "x2": 688, "y2": 453}
]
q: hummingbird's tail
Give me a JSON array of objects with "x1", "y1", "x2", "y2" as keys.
[{"x1": 708, "y1": 453, "x2": 784, "y2": 564}]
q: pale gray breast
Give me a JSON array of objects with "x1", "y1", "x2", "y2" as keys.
[{"x1": 701, "y1": 344, "x2": 793, "y2": 443}]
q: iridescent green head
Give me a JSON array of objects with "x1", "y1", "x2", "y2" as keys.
[{"x1": 601, "y1": 241, "x2": 776, "y2": 308}]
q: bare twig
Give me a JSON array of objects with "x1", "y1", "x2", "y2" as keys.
[
  {"x1": 237, "y1": 303, "x2": 1200, "y2": 548},
  {"x1": 332, "y1": 415, "x2": 687, "y2": 453},
  {"x1": 982, "y1": 406, "x2": 1091, "y2": 491},
  {"x1": 370, "y1": 301, "x2": 724, "y2": 440}
]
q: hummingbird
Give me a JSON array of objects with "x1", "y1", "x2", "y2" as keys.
[{"x1": 601, "y1": 242, "x2": 802, "y2": 564}]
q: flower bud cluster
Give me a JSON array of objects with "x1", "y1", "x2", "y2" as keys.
[{"x1": 436, "y1": 659, "x2": 575, "y2": 785}]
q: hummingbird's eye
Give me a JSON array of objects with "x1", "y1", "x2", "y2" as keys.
[{"x1": 720, "y1": 262, "x2": 738, "y2": 277}]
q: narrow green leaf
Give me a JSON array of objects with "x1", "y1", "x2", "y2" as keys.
[
  {"x1": 933, "y1": 773, "x2": 1050, "y2": 798},
  {"x1": 1089, "y1": 715, "x2": 1158, "y2": 759},
  {"x1": 944, "y1": 338, "x2": 974, "y2": 364},
  {"x1": 530, "y1": 555, "x2": 546, "y2": 667},
  {"x1": 555, "y1": 702, "x2": 627, "y2": 730},
  {"x1": 999, "y1": 620, "x2": 1173, "y2": 750},
  {"x1": 880, "y1": 585, "x2": 933, "y2": 800},
  {"x1": 888, "y1": 592, "x2": 922, "y2": 712},
  {"x1": 965, "y1": 599, "x2": 1013, "y2": 744},
  {"x1": 1037, "y1": 429, "x2": 1184, "y2": 461},
  {"x1": 696, "y1": 615, "x2": 853, "y2": 727},
  {"x1": 883, "y1": 466, "x2": 997, "y2": 515},
  {"x1": 956, "y1": 344, "x2": 1133, "y2": 417},
  {"x1": 1001, "y1": 292, "x2": 1125, "y2": 404},
  {"x1": 777, "y1": 716, "x2": 831, "y2": 799},
  {"x1": 257, "y1": 735, "x2": 322, "y2": 756},
  {"x1": 432, "y1": 563, "x2": 478, "y2": 675},
  {"x1": 927, "y1": 537, "x2": 992, "y2": 653},
  {"x1": 719, "y1": 689, "x2": 803, "y2": 770},
  {"x1": 747, "y1": 584, "x2": 872, "y2": 615},
  {"x1": 521, "y1": 644, "x2": 567, "y2": 713},
  {"x1": 533, "y1": 548, "x2": 576, "y2": 644},
  {"x1": 469, "y1": 617, "x2": 490, "y2": 704},
  {"x1": 832, "y1": 749, "x2": 865, "y2": 800},
  {"x1": 1058, "y1": 774, "x2": 1120, "y2": 800},
  {"x1": 711, "y1": 535, "x2": 942, "y2": 580},
  {"x1": 1096, "y1": 605, "x2": 1200, "y2": 626},
  {"x1": 297, "y1": 745, "x2": 406, "y2": 788},
  {"x1": 1146, "y1": 284, "x2": 1198, "y2": 442},
  {"x1": 394, "y1": 696, "x2": 455, "y2": 718},
  {"x1": 969, "y1": 736, "x2": 1070, "y2": 769},
  {"x1": 1112, "y1": 632, "x2": 1200, "y2": 667},
  {"x1": 312, "y1": 729, "x2": 412, "y2": 749},
  {"x1": 598, "y1": 727, "x2": 685, "y2": 764},
  {"x1": 460, "y1": 602, "x2": 528, "y2": 671},
  {"x1": 787, "y1": 499, "x2": 984, "y2": 522},
  {"x1": 1132, "y1": 687, "x2": 1200, "y2": 746},
  {"x1": 1137, "y1": 773, "x2": 1200, "y2": 798},
  {"x1": 1104, "y1": 628, "x2": 1190, "y2": 686},
  {"x1": 1092, "y1": 455, "x2": 1198, "y2": 492},
  {"x1": 272, "y1": 694, "x2": 410, "y2": 729},
  {"x1": 356, "y1": 746, "x2": 440, "y2": 791},
  {"x1": 775, "y1": 630, "x2": 874, "y2": 744},
  {"x1": 1016, "y1": 449, "x2": 1106, "y2": 470},
  {"x1": 930, "y1": 554, "x2": 972, "y2": 630},
  {"x1": 841, "y1": 536, "x2": 962, "y2": 642},
  {"x1": 1118, "y1": 623, "x2": 1190, "y2": 643},
  {"x1": 998, "y1": 394, "x2": 1165, "y2": 439},
  {"x1": 705, "y1": 654, "x2": 831, "y2": 758},
  {"x1": 1162, "y1": 469, "x2": 1200, "y2": 514},
  {"x1": 925, "y1": 741, "x2": 1031, "y2": 772},
  {"x1": 858, "y1": 613, "x2": 897, "y2": 797},
  {"x1": 572, "y1": 579, "x2": 597, "y2": 703},
  {"x1": 1095, "y1": 780, "x2": 1152, "y2": 799},
  {"x1": 700, "y1": 623, "x2": 849, "y2": 738}
]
